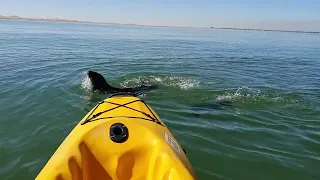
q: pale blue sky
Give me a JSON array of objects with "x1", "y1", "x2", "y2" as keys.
[{"x1": 1, "y1": 0, "x2": 320, "y2": 31}]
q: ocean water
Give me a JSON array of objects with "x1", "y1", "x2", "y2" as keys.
[{"x1": 0, "y1": 20, "x2": 319, "y2": 180}]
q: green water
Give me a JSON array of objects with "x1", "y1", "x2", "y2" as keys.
[{"x1": 0, "y1": 20, "x2": 319, "y2": 180}]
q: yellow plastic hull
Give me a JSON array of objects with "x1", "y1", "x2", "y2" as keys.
[{"x1": 36, "y1": 96, "x2": 196, "y2": 180}]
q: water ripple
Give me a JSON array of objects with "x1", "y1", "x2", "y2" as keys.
[{"x1": 1, "y1": 20, "x2": 319, "y2": 180}]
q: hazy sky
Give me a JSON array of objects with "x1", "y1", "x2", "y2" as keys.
[{"x1": 1, "y1": 0, "x2": 320, "y2": 31}]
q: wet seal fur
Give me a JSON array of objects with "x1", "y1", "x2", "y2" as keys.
[{"x1": 86, "y1": 71, "x2": 157, "y2": 94}]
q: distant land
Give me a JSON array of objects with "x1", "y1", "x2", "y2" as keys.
[
  {"x1": 1, "y1": 15, "x2": 319, "y2": 34},
  {"x1": 0, "y1": 15, "x2": 189, "y2": 29}
]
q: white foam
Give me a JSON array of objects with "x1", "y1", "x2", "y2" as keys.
[
  {"x1": 119, "y1": 75, "x2": 200, "y2": 90},
  {"x1": 154, "y1": 77, "x2": 162, "y2": 82},
  {"x1": 216, "y1": 86, "x2": 258, "y2": 101},
  {"x1": 216, "y1": 93, "x2": 241, "y2": 101},
  {"x1": 81, "y1": 73, "x2": 93, "y2": 91}
]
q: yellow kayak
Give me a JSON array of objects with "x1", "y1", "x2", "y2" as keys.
[{"x1": 36, "y1": 94, "x2": 197, "y2": 180}]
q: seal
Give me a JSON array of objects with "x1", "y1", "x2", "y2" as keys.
[{"x1": 86, "y1": 71, "x2": 157, "y2": 94}]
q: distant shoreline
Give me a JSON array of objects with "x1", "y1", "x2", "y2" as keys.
[
  {"x1": 1, "y1": 15, "x2": 319, "y2": 34},
  {"x1": 0, "y1": 15, "x2": 194, "y2": 29},
  {"x1": 209, "y1": 27, "x2": 319, "y2": 34}
]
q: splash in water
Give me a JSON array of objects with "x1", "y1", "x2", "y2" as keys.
[
  {"x1": 216, "y1": 86, "x2": 303, "y2": 104},
  {"x1": 216, "y1": 86, "x2": 257, "y2": 101},
  {"x1": 81, "y1": 73, "x2": 93, "y2": 91},
  {"x1": 120, "y1": 75, "x2": 200, "y2": 90}
]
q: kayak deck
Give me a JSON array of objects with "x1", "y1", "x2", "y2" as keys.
[{"x1": 36, "y1": 96, "x2": 196, "y2": 180}]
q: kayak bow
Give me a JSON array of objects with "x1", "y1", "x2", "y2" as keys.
[{"x1": 36, "y1": 94, "x2": 196, "y2": 180}]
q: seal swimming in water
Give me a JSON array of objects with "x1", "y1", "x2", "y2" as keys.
[
  {"x1": 86, "y1": 70, "x2": 232, "y2": 112},
  {"x1": 86, "y1": 71, "x2": 157, "y2": 94}
]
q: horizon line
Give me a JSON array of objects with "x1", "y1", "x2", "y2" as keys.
[{"x1": 0, "y1": 15, "x2": 319, "y2": 34}]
